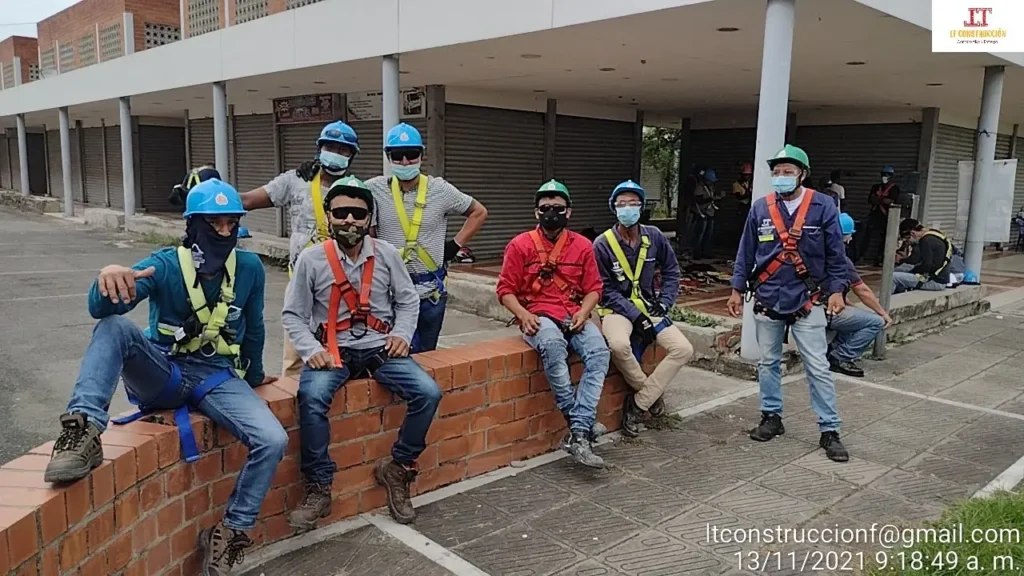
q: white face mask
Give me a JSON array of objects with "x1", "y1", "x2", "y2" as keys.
[{"x1": 881, "y1": 176, "x2": 890, "y2": 184}]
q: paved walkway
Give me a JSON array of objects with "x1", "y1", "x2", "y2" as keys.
[{"x1": 244, "y1": 307, "x2": 1024, "y2": 576}]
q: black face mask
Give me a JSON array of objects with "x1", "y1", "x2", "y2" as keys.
[
  {"x1": 184, "y1": 218, "x2": 238, "y2": 276},
  {"x1": 539, "y1": 211, "x2": 568, "y2": 232},
  {"x1": 331, "y1": 223, "x2": 369, "y2": 249}
]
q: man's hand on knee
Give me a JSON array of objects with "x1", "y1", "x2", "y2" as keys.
[{"x1": 307, "y1": 351, "x2": 335, "y2": 370}]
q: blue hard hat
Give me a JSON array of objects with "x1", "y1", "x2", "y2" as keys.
[
  {"x1": 839, "y1": 213, "x2": 856, "y2": 235},
  {"x1": 317, "y1": 121, "x2": 360, "y2": 152},
  {"x1": 609, "y1": 180, "x2": 646, "y2": 211},
  {"x1": 384, "y1": 123, "x2": 423, "y2": 150},
  {"x1": 238, "y1": 226, "x2": 251, "y2": 238},
  {"x1": 881, "y1": 165, "x2": 894, "y2": 174},
  {"x1": 183, "y1": 179, "x2": 246, "y2": 218},
  {"x1": 705, "y1": 169, "x2": 718, "y2": 182}
]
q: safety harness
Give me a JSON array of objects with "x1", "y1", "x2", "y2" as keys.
[
  {"x1": 873, "y1": 183, "x2": 895, "y2": 215},
  {"x1": 915, "y1": 230, "x2": 953, "y2": 286},
  {"x1": 391, "y1": 176, "x2": 447, "y2": 303},
  {"x1": 526, "y1": 229, "x2": 583, "y2": 307},
  {"x1": 596, "y1": 228, "x2": 652, "y2": 317},
  {"x1": 113, "y1": 247, "x2": 246, "y2": 463},
  {"x1": 317, "y1": 239, "x2": 392, "y2": 367},
  {"x1": 288, "y1": 171, "x2": 331, "y2": 278}
]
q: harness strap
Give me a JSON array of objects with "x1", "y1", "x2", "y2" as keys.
[
  {"x1": 750, "y1": 190, "x2": 817, "y2": 294},
  {"x1": 631, "y1": 317, "x2": 672, "y2": 362},
  {"x1": 598, "y1": 229, "x2": 651, "y2": 317},
  {"x1": 323, "y1": 239, "x2": 392, "y2": 367},
  {"x1": 168, "y1": 247, "x2": 241, "y2": 359},
  {"x1": 287, "y1": 172, "x2": 331, "y2": 279},
  {"x1": 391, "y1": 176, "x2": 446, "y2": 297},
  {"x1": 920, "y1": 230, "x2": 954, "y2": 281},
  {"x1": 525, "y1": 229, "x2": 580, "y2": 309}
]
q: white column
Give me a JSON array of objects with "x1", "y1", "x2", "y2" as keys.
[
  {"x1": 213, "y1": 81, "x2": 229, "y2": 180},
  {"x1": 964, "y1": 65, "x2": 1005, "y2": 278},
  {"x1": 12, "y1": 56, "x2": 22, "y2": 85},
  {"x1": 123, "y1": 13, "x2": 136, "y2": 56},
  {"x1": 119, "y1": 97, "x2": 136, "y2": 216},
  {"x1": 16, "y1": 114, "x2": 29, "y2": 196},
  {"x1": 381, "y1": 54, "x2": 401, "y2": 176},
  {"x1": 59, "y1": 107, "x2": 73, "y2": 216},
  {"x1": 740, "y1": 0, "x2": 797, "y2": 361}
]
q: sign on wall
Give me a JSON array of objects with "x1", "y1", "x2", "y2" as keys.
[
  {"x1": 955, "y1": 159, "x2": 1019, "y2": 243},
  {"x1": 346, "y1": 88, "x2": 426, "y2": 122},
  {"x1": 273, "y1": 93, "x2": 343, "y2": 125}
]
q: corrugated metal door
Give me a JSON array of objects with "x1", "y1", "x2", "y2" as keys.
[
  {"x1": 553, "y1": 114, "x2": 635, "y2": 237},
  {"x1": 71, "y1": 129, "x2": 83, "y2": 203},
  {"x1": 0, "y1": 136, "x2": 8, "y2": 189},
  {"x1": 82, "y1": 128, "x2": 106, "y2": 205},
  {"x1": 348, "y1": 120, "x2": 382, "y2": 179},
  {"x1": 46, "y1": 130, "x2": 63, "y2": 200},
  {"x1": 445, "y1": 104, "x2": 545, "y2": 260},
  {"x1": 687, "y1": 128, "x2": 757, "y2": 250},
  {"x1": 106, "y1": 126, "x2": 124, "y2": 210},
  {"x1": 233, "y1": 114, "x2": 278, "y2": 234},
  {"x1": 925, "y1": 124, "x2": 975, "y2": 240},
  {"x1": 9, "y1": 134, "x2": 20, "y2": 192},
  {"x1": 1013, "y1": 137, "x2": 1024, "y2": 220},
  {"x1": 139, "y1": 125, "x2": 186, "y2": 213},
  {"x1": 189, "y1": 118, "x2": 215, "y2": 168}
]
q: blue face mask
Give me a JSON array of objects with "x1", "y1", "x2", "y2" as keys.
[
  {"x1": 771, "y1": 175, "x2": 799, "y2": 195},
  {"x1": 319, "y1": 151, "x2": 350, "y2": 175},
  {"x1": 615, "y1": 206, "x2": 641, "y2": 227},
  {"x1": 392, "y1": 162, "x2": 421, "y2": 181}
]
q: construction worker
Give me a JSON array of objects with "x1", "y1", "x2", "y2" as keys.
[
  {"x1": 283, "y1": 176, "x2": 441, "y2": 527},
  {"x1": 823, "y1": 169, "x2": 845, "y2": 210},
  {"x1": 595, "y1": 180, "x2": 694, "y2": 437},
  {"x1": 367, "y1": 123, "x2": 488, "y2": 353},
  {"x1": 828, "y1": 214, "x2": 891, "y2": 378},
  {"x1": 857, "y1": 165, "x2": 900, "y2": 266},
  {"x1": 689, "y1": 168, "x2": 721, "y2": 260},
  {"x1": 892, "y1": 219, "x2": 952, "y2": 294},
  {"x1": 496, "y1": 180, "x2": 609, "y2": 468},
  {"x1": 43, "y1": 179, "x2": 286, "y2": 576},
  {"x1": 240, "y1": 120, "x2": 361, "y2": 378},
  {"x1": 733, "y1": 164, "x2": 754, "y2": 238},
  {"x1": 727, "y1": 144, "x2": 851, "y2": 463}
]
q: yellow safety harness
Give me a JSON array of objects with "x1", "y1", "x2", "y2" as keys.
[
  {"x1": 391, "y1": 176, "x2": 446, "y2": 300},
  {"x1": 288, "y1": 171, "x2": 332, "y2": 278},
  {"x1": 917, "y1": 230, "x2": 953, "y2": 284},
  {"x1": 597, "y1": 229, "x2": 651, "y2": 317}
]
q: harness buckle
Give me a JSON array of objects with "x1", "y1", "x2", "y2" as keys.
[
  {"x1": 199, "y1": 342, "x2": 218, "y2": 358},
  {"x1": 426, "y1": 290, "x2": 442, "y2": 305}
]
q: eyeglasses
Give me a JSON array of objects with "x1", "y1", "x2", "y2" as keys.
[
  {"x1": 388, "y1": 149, "x2": 421, "y2": 162},
  {"x1": 330, "y1": 206, "x2": 370, "y2": 221},
  {"x1": 614, "y1": 201, "x2": 643, "y2": 208},
  {"x1": 536, "y1": 205, "x2": 568, "y2": 214}
]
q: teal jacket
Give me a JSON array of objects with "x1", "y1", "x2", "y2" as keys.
[{"x1": 87, "y1": 247, "x2": 266, "y2": 386}]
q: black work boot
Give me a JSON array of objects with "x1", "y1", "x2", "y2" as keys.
[
  {"x1": 829, "y1": 357, "x2": 865, "y2": 378},
  {"x1": 198, "y1": 522, "x2": 253, "y2": 576},
  {"x1": 620, "y1": 394, "x2": 644, "y2": 438},
  {"x1": 566, "y1": 431, "x2": 605, "y2": 469},
  {"x1": 820, "y1": 431, "x2": 850, "y2": 462},
  {"x1": 749, "y1": 412, "x2": 785, "y2": 442},
  {"x1": 648, "y1": 395, "x2": 667, "y2": 418},
  {"x1": 287, "y1": 483, "x2": 332, "y2": 531},
  {"x1": 44, "y1": 413, "x2": 104, "y2": 484},
  {"x1": 375, "y1": 458, "x2": 418, "y2": 524},
  {"x1": 559, "y1": 412, "x2": 607, "y2": 447}
]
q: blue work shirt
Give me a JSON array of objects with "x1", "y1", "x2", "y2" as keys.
[
  {"x1": 87, "y1": 247, "x2": 267, "y2": 386},
  {"x1": 731, "y1": 190, "x2": 849, "y2": 315},
  {"x1": 593, "y1": 224, "x2": 681, "y2": 321}
]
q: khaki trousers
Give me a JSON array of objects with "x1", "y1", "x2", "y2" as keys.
[
  {"x1": 602, "y1": 313, "x2": 694, "y2": 411},
  {"x1": 282, "y1": 329, "x2": 305, "y2": 379}
]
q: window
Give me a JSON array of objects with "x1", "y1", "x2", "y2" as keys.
[
  {"x1": 144, "y1": 23, "x2": 181, "y2": 48},
  {"x1": 79, "y1": 34, "x2": 97, "y2": 67},
  {"x1": 28, "y1": 63, "x2": 40, "y2": 81},
  {"x1": 235, "y1": 0, "x2": 268, "y2": 24},
  {"x1": 2, "y1": 63, "x2": 13, "y2": 87},
  {"x1": 40, "y1": 47, "x2": 56, "y2": 74},
  {"x1": 58, "y1": 41, "x2": 75, "y2": 72},
  {"x1": 100, "y1": 22, "x2": 123, "y2": 61},
  {"x1": 286, "y1": 0, "x2": 324, "y2": 8},
  {"x1": 188, "y1": 0, "x2": 221, "y2": 36}
]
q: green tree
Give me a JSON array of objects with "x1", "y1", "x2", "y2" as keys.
[{"x1": 642, "y1": 127, "x2": 680, "y2": 216}]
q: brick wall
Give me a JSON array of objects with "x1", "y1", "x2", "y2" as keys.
[
  {"x1": 0, "y1": 336, "x2": 651, "y2": 575},
  {"x1": 0, "y1": 37, "x2": 39, "y2": 86}
]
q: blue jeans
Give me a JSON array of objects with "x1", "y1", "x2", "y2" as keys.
[
  {"x1": 411, "y1": 294, "x2": 447, "y2": 354},
  {"x1": 66, "y1": 315, "x2": 287, "y2": 531},
  {"x1": 754, "y1": 306, "x2": 841, "y2": 432},
  {"x1": 828, "y1": 307, "x2": 884, "y2": 362},
  {"x1": 892, "y1": 272, "x2": 945, "y2": 294},
  {"x1": 689, "y1": 216, "x2": 715, "y2": 259},
  {"x1": 523, "y1": 317, "x2": 610, "y2": 434},
  {"x1": 297, "y1": 348, "x2": 441, "y2": 485}
]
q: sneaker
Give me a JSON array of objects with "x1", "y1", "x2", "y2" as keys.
[
  {"x1": 44, "y1": 413, "x2": 104, "y2": 484},
  {"x1": 197, "y1": 522, "x2": 252, "y2": 576},
  {"x1": 286, "y1": 483, "x2": 332, "y2": 531},
  {"x1": 375, "y1": 459, "x2": 418, "y2": 524},
  {"x1": 829, "y1": 357, "x2": 865, "y2": 378},
  {"x1": 566, "y1": 431, "x2": 605, "y2": 469},
  {"x1": 748, "y1": 412, "x2": 785, "y2": 442},
  {"x1": 559, "y1": 417, "x2": 607, "y2": 447},
  {"x1": 620, "y1": 394, "x2": 643, "y2": 438},
  {"x1": 648, "y1": 395, "x2": 667, "y2": 418},
  {"x1": 819, "y1": 431, "x2": 850, "y2": 462}
]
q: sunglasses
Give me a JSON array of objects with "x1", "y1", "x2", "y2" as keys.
[
  {"x1": 536, "y1": 205, "x2": 568, "y2": 214},
  {"x1": 388, "y1": 149, "x2": 421, "y2": 162},
  {"x1": 330, "y1": 206, "x2": 370, "y2": 221}
]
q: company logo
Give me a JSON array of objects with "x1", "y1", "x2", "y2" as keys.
[
  {"x1": 933, "y1": 0, "x2": 1021, "y2": 52},
  {"x1": 399, "y1": 132, "x2": 410, "y2": 142},
  {"x1": 963, "y1": 7, "x2": 992, "y2": 26},
  {"x1": 215, "y1": 192, "x2": 229, "y2": 206}
]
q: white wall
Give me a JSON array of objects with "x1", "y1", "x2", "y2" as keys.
[
  {"x1": 939, "y1": 108, "x2": 1019, "y2": 135},
  {"x1": 690, "y1": 108, "x2": 923, "y2": 130},
  {"x1": 445, "y1": 86, "x2": 637, "y2": 122}
]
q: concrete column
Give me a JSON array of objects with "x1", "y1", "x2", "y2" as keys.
[
  {"x1": 75, "y1": 120, "x2": 85, "y2": 202},
  {"x1": 1008, "y1": 124, "x2": 1019, "y2": 158},
  {"x1": 123, "y1": 13, "x2": 136, "y2": 56},
  {"x1": 543, "y1": 99, "x2": 557, "y2": 180},
  {"x1": 95, "y1": 24, "x2": 101, "y2": 63},
  {"x1": 119, "y1": 97, "x2": 136, "y2": 216},
  {"x1": 228, "y1": 104, "x2": 236, "y2": 184},
  {"x1": 964, "y1": 65, "x2": 1005, "y2": 278},
  {"x1": 59, "y1": 107, "x2": 73, "y2": 216},
  {"x1": 12, "y1": 57, "x2": 22, "y2": 86},
  {"x1": 55, "y1": 42, "x2": 62, "y2": 74},
  {"x1": 16, "y1": 114, "x2": 29, "y2": 196},
  {"x1": 183, "y1": 109, "x2": 191, "y2": 168},
  {"x1": 632, "y1": 110, "x2": 644, "y2": 182},
  {"x1": 43, "y1": 127, "x2": 52, "y2": 196},
  {"x1": 180, "y1": 0, "x2": 188, "y2": 39},
  {"x1": 675, "y1": 117, "x2": 691, "y2": 237},
  {"x1": 224, "y1": 0, "x2": 231, "y2": 27},
  {"x1": 212, "y1": 81, "x2": 229, "y2": 180},
  {"x1": 786, "y1": 112, "x2": 797, "y2": 144},
  {"x1": 916, "y1": 107, "x2": 939, "y2": 223},
  {"x1": 131, "y1": 116, "x2": 142, "y2": 209},
  {"x1": 101, "y1": 119, "x2": 110, "y2": 206},
  {"x1": 381, "y1": 55, "x2": 400, "y2": 177},
  {"x1": 740, "y1": 0, "x2": 796, "y2": 361},
  {"x1": 425, "y1": 85, "x2": 446, "y2": 176}
]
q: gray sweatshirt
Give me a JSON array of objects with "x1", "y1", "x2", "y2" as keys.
[{"x1": 282, "y1": 237, "x2": 419, "y2": 362}]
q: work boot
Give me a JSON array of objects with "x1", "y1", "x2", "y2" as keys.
[
  {"x1": 197, "y1": 522, "x2": 252, "y2": 576},
  {"x1": 375, "y1": 459, "x2": 418, "y2": 524},
  {"x1": 829, "y1": 357, "x2": 865, "y2": 378},
  {"x1": 287, "y1": 483, "x2": 332, "y2": 531},
  {"x1": 559, "y1": 413, "x2": 607, "y2": 448},
  {"x1": 749, "y1": 412, "x2": 785, "y2": 442},
  {"x1": 620, "y1": 394, "x2": 644, "y2": 438},
  {"x1": 819, "y1": 431, "x2": 850, "y2": 462},
  {"x1": 566, "y1": 431, "x2": 605, "y2": 469},
  {"x1": 648, "y1": 395, "x2": 667, "y2": 418},
  {"x1": 44, "y1": 413, "x2": 104, "y2": 484}
]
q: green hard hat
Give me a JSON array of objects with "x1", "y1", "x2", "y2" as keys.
[
  {"x1": 324, "y1": 175, "x2": 374, "y2": 213},
  {"x1": 767, "y1": 144, "x2": 811, "y2": 172},
  {"x1": 535, "y1": 179, "x2": 572, "y2": 207}
]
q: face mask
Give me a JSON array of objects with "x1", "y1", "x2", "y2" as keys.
[
  {"x1": 881, "y1": 176, "x2": 890, "y2": 184},
  {"x1": 539, "y1": 210, "x2": 568, "y2": 232},
  {"x1": 319, "y1": 151, "x2": 350, "y2": 175},
  {"x1": 771, "y1": 175, "x2": 799, "y2": 195},
  {"x1": 331, "y1": 223, "x2": 368, "y2": 249},
  {"x1": 184, "y1": 218, "x2": 237, "y2": 275},
  {"x1": 392, "y1": 162, "x2": 421, "y2": 181},
  {"x1": 616, "y1": 206, "x2": 641, "y2": 227}
]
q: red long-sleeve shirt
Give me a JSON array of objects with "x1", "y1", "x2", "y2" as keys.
[{"x1": 496, "y1": 228, "x2": 603, "y2": 321}]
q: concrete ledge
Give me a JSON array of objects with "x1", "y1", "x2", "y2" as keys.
[
  {"x1": 83, "y1": 207, "x2": 125, "y2": 229},
  {"x1": 885, "y1": 284, "x2": 989, "y2": 342},
  {"x1": 0, "y1": 190, "x2": 62, "y2": 214},
  {"x1": 122, "y1": 213, "x2": 291, "y2": 264}
]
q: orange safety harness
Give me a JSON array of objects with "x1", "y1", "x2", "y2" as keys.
[
  {"x1": 526, "y1": 229, "x2": 582, "y2": 306},
  {"x1": 873, "y1": 183, "x2": 895, "y2": 215},
  {"x1": 320, "y1": 239, "x2": 392, "y2": 367}
]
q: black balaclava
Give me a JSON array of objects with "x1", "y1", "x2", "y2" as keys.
[{"x1": 184, "y1": 217, "x2": 238, "y2": 276}]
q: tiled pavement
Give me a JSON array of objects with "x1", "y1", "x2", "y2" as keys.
[{"x1": 247, "y1": 311, "x2": 1024, "y2": 576}]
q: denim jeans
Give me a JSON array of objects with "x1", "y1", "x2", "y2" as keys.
[
  {"x1": 828, "y1": 306, "x2": 884, "y2": 362},
  {"x1": 66, "y1": 315, "x2": 287, "y2": 531},
  {"x1": 523, "y1": 317, "x2": 610, "y2": 434},
  {"x1": 411, "y1": 294, "x2": 447, "y2": 354},
  {"x1": 892, "y1": 272, "x2": 945, "y2": 294},
  {"x1": 754, "y1": 306, "x2": 841, "y2": 432},
  {"x1": 297, "y1": 348, "x2": 441, "y2": 485},
  {"x1": 689, "y1": 216, "x2": 715, "y2": 259}
]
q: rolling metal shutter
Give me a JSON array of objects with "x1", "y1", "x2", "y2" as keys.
[
  {"x1": 139, "y1": 125, "x2": 186, "y2": 213},
  {"x1": 82, "y1": 128, "x2": 106, "y2": 205},
  {"x1": 46, "y1": 130, "x2": 62, "y2": 200},
  {"x1": 71, "y1": 128, "x2": 83, "y2": 203},
  {"x1": 553, "y1": 115, "x2": 635, "y2": 237},
  {"x1": 0, "y1": 136, "x2": 9, "y2": 189},
  {"x1": 1013, "y1": 137, "x2": 1024, "y2": 222},
  {"x1": 233, "y1": 114, "x2": 278, "y2": 234},
  {"x1": 925, "y1": 124, "x2": 975, "y2": 241},
  {"x1": 105, "y1": 126, "x2": 125, "y2": 210},
  {"x1": 189, "y1": 118, "x2": 215, "y2": 168},
  {"x1": 8, "y1": 134, "x2": 20, "y2": 193},
  {"x1": 445, "y1": 104, "x2": 545, "y2": 260},
  {"x1": 687, "y1": 128, "x2": 757, "y2": 252},
  {"x1": 27, "y1": 134, "x2": 47, "y2": 196},
  {"x1": 280, "y1": 123, "x2": 322, "y2": 237},
  {"x1": 348, "y1": 120, "x2": 382, "y2": 179}
]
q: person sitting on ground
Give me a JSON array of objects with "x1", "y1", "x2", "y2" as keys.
[
  {"x1": 44, "y1": 179, "x2": 286, "y2": 576},
  {"x1": 496, "y1": 180, "x2": 610, "y2": 468},
  {"x1": 594, "y1": 180, "x2": 694, "y2": 437},
  {"x1": 282, "y1": 176, "x2": 440, "y2": 528},
  {"x1": 892, "y1": 219, "x2": 952, "y2": 294}
]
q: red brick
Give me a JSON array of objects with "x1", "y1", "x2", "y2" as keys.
[
  {"x1": 216, "y1": 424, "x2": 237, "y2": 447},
  {"x1": 328, "y1": 442, "x2": 364, "y2": 469},
  {"x1": 369, "y1": 383, "x2": 393, "y2": 408},
  {"x1": 156, "y1": 498, "x2": 184, "y2": 538},
  {"x1": 529, "y1": 371, "x2": 549, "y2": 393},
  {"x1": 529, "y1": 411, "x2": 566, "y2": 436},
  {"x1": 359, "y1": 487, "x2": 387, "y2": 512},
  {"x1": 414, "y1": 355, "x2": 453, "y2": 390},
  {"x1": 0, "y1": 531, "x2": 8, "y2": 575},
  {"x1": 512, "y1": 434, "x2": 555, "y2": 462},
  {"x1": 597, "y1": 392, "x2": 626, "y2": 416},
  {"x1": 467, "y1": 448, "x2": 512, "y2": 477},
  {"x1": 258, "y1": 487, "x2": 287, "y2": 519},
  {"x1": 90, "y1": 461, "x2": 115, "y2": 507},
  {"x1": 425, "y1": 412, "x2": 472, "y2": 443},
  {"x1": 597, "y1": 411, "x2": 621, "y2": 433},
  {"x1": 449, "y1": 357, "x2": 471, "y2": 389},
  {"x1": 180, "y1": 551, "x2": 203, "y2": 576},
  {"x1": 87, "y1": 506, "x2": 115, "y2": 553},
  {"x1": 285, "y1": 483, "x2": 305, "y2": 510},
  {"x1": 212, "y1": 476, "x2": 235, "y2": 508},
  {"x1": 437, "y1": 386, "x2": 485, "y2": 416},
  {"x1": 331, "y1": 411, "x2": 382, "y2": 443},
  {"x1": 80, "y1": 549, "x2": 108, "y2": 576},
  {"x1": 256, "y1": 383, "x2": 297, "y2": 428},
  {"x1": 365, "y1": 432, "x2": 399, "y2": 462},
  {"x1": 332, "y1": 463, "x2": 375, "y2": 494},
  {"x1": 286, "y1": 429, "x2": 301, "y2": 453},
  {"x1": 522, "y1": 349, "x2": 540, "y2": 372},
  {"x1": 59, "y1": 524, "x2": 86, "y2": 572},
  {"x1": 413, "y1": 461, "x2": 468, "y2": 495},
  {"x1": 106, "y1": 532, "x2": 133, "y2": 572},
  {"x1": 271, "y1": 455, "x2": 300, "y2": 488},
  {"x1": 487, "y1": 420, "x2": 530, "y2": 449},
  {"x1": 570, "y1": 362, "x2": 584, "y2": 382},
  {"x1": 164, "y1": 464, "x2": 192, "y2": 498},
  {"x1": 515, "y1": 394, "x2": 556, "y2": 419},
  {"x1": 418, "y1": 444, "x2": 438, "y2": 471},
  {"x1": 185, "y1": 485, "x2": 211, "y2": 519},
  {"x1": 170, "y1": 523, "x2": 197, "y2": 558},
  {"x1": 114, "y1": 489, "x2": 140, "y2": 531},
  {"x1": 261, "y1": 514, "x2": 292, "y2": 544},
  {"x1": 344, "y1": 380, "x2": 371, "y2": 412},
  {"x1": 139, "y1": 475, "x2": 164, "y2": 511},
  {"x1": 0, "y1": 507, "x2": 37, "y2": 569},
  {"x1": 437, "y1": 432, "x2": 485, "y2": 463},
  {"x1": 101, "y1": 430, "x2": 158, "y2": 480},
  {"x1": 102, "y1": 445, "x2": 138, "y2": 495},
  {"x1": 1, "y1": 454, "x2": 51, "y2": 472},
  {"x1": 468, "y1": 404, "x2": 515, "y2": 432},
  {"x1": 145, "y1": 537, "x2": 171, "y2": 574},
  {"x1": 383, "y1": 404, "x2": 407, "y2": 431},
  {"x1": 38, "y1": 546, "x2": 58, "y2": 576},
  {"x1": 118, "y1": 421, "x2": 180, "y2": 468},
  {"x1": 223, "y1": 442, "x2": 249, "y2": 474},
  {"x1": 487, "y1": 352, "x2": 507, "y2": 380},
  {"x1": 469, "y1": 359, "x2": 488, "y2": 384},
  {"x1": 131, "y1": 514, "x2": 158, "y2": 554},
  {"x1": 328, "y1": 387, "x2": 348, "y2": 417},
  {"x1": 273, "y1": 377, "x2": 299, "y2": 397},
  {"x1": 505, "y1": 350, "x2": 524, "y2": 376},
  {"x1": 38, "y1": 490, "x2": 67, "y2": 545},
  {"x1": 487, "y1": 378, "x2": 530, "y2": 403},
  {"x1": 0, "y1": 470, "x2": 51, "y2": 489},
  {"x1": 192, "y1": 451, "x2": 223, "y2": 484},
  {"x1": 323, "y1": 493, "x2": 359, "y2": 523}
]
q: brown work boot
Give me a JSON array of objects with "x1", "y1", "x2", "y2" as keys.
[
  {"x1": 197, "y1": 522, "x2": 252, "y2": 576},
  {"x1": 287, "y1": 483, "x2": 333, "y2": 531},
  {"x1": 44, "y1": 413, "x2": 104, "y2": 484},
  {"x1": 375, "y1": 458, "x2": 418, "y2": 524}
]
